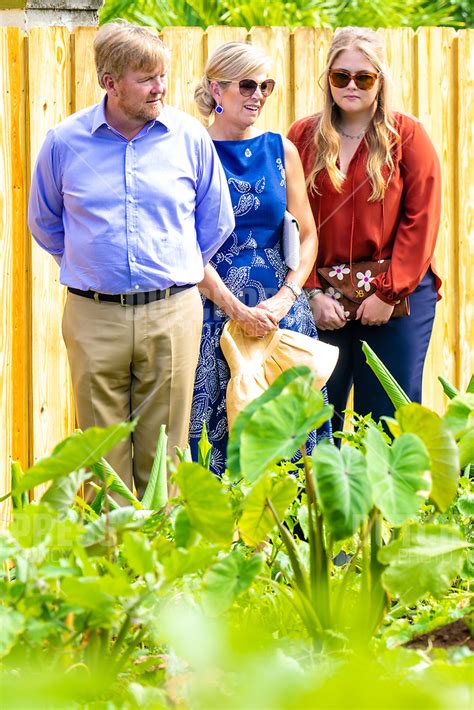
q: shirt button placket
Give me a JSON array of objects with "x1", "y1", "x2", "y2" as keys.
[{"x1": 126, "y1": 142, "x2": 138, "y2": 283}]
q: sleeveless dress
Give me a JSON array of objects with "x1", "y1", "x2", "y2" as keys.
[{"x1": 189, "y1": 132, "x2": 331, "y2": 475}]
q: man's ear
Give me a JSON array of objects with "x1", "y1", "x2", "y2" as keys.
[{"x1": 103, "y1": 73, "x2": 118, "y2": 95}]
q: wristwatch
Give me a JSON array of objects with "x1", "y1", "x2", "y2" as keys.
[
  {"x1": 283, "y1": 280, "x2": 303, "y2": 300},
  {"x1": 304, "y1": 288, "x2": 323, "y2": 301}
]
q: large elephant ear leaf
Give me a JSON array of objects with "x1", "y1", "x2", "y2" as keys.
[
  {"x1": 175, "y1": 463, "x2": 234, "y2": 545},
  {"x1": 364, "y1": 425, "x2": 431, "y2": 526},
  {"x1": 239, "y1": 473, "x2": 298, "y2": 546},
  {"x1": 378, "y1": 523, "x2": 470, "y2": 605},
  {"x1": 11, "y1": 422, "x2": 136, "y2": 496},
  {"x1": 395, "y1": 404, "x2": 459, "y2": 512},
  {"x1": 227, "y1": 366, "x2": 311, "y2": 479},
  {"x1": 312, "y1": 440, "x2": 372, "y2": 539},
  {"x1": 239, "y1": 375, "x2": 332, "y2": 482}
]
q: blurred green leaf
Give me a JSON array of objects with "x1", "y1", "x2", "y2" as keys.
[
  {"x1": 163, "y1": 544, "x2": 217, "y2": 581},
  {"x1": 12, "y1": 422, "x2": 136, "y2": 496},
  {"x1": 365, "y1": 426, "x2": 431, "y2": 526},
  {"x1": 202, "y1": 549, "x2": 263, "y2": 615},
  {"x1": 312, "y1": 440, "x2": 372, "y2": 539},
  {"x1": 442, "y1": 394, "x2": 474, "y2": 438},
  {"x1": 378, "y1": 524, "x2": 470, "y2": 605},
  {"x1": 239, "y1": 473, "x2": 298, "y2": 546},
  {"x1": 82, "y1": 507, "x2": 151, "y2": 551},
  {"x1": 0, "y1": 607, "x2": 24, "y2": 659},
  {"x1": 10, "y1": 503, "x2": 54, "y2": 548},
  {"x1": 41, "y1": 470, "x2": 91, "y2": 514},
  {"x1": 396, "y1": 404, "x2": 459, "y2": 511},
  {"x1": 458, "y1": 429, "x2": 474, "y2": 469},
  {"x1": 457, "y1": 494, "x2": 474, "y2": 517},
  {"x1": 122, "y1": 531, "x2": 154, "y2": 576},
  {"x1": 175, "y1": 463, "x2": 234, "y2": 545}
]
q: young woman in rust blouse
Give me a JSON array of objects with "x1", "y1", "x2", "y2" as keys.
[{"x1": 288, "y1": 26, "x2": 442, "y2": 432}]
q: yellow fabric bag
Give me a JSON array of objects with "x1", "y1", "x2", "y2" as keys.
[{"x1": 220, "y1": 320, "x2": 339, "y2": 428}]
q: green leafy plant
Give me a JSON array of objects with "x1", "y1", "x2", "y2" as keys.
[{"x1": 100, "y1": 0, "x2": 471, "y2": 29}]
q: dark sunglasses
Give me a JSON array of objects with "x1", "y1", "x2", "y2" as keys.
[
  {"x1": 329, "y1": 70, "x2": 380, "y2": 90},
  {"x1": 230, "y1": 78, "x2": 276, "y2": 97}
]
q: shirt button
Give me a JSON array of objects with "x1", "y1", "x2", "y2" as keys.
[
  {"x1": 130, "y1": 256, "x2": 136, "y2": 262},
  {"x1": 135, "y1": 284, "x2": 140, "y2": 290},
  {"x1": 129, "y1": 226, "x2": 135, "y2": 232},
  {"x1": 128, "y1": 195, "x2": 134, "y2": 203}
]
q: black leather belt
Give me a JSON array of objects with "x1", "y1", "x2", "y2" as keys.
[{"x1": 68, "y1": 284, "x2": 194, "y2": 306}]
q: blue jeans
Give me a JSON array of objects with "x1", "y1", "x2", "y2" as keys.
[{"x1": 318, "y1": 269, "x2": 438, "y2": 431}]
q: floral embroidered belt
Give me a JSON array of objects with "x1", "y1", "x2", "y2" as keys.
[{"x1": 317, "y1": 259, "x2": 410, "y2": 320}]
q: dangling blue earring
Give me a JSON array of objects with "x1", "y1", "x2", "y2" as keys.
[{"x1": 215, "y1": 104, "x2": 224, "y2": 114}]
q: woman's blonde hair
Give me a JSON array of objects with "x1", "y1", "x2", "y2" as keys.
[
  {"x1": 195, "y1": 41, "x2": 271, "y2": 118},
  {"x1": 94, "y1": 21, "x2": 170, "y2": 88},
  {"x1": 308, "y1": 27, "x2": 399, "y2": 202}
]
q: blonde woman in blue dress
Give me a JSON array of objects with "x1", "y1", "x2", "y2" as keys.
[{"x1": 190, "y1": 41, "x2": 331, "y2": 474}]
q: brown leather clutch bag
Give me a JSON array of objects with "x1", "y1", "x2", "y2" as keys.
[{"x1": 317, "y1": 260, "x2": 410, "y2": 320}]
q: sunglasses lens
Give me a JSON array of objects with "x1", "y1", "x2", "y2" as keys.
[
  {"x1": 329, "y1": 71, "x2": 350, "y2": 88},
  {"x1": 261, "y1": 79, "x2": 275, "y2": 96},
  {"x1": 239, "y1": 80, "x2": 258, "y2": 96},
  {"x1": 238, "y1": 79, "x2": 276, "y2": 96},
  {"x1": 355, "y1": 73, "x2": 377, "y2": 89}
]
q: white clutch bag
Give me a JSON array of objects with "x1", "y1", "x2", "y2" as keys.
[{"x1": 282, "y1": 210, "x2": 300, "y2": 271}]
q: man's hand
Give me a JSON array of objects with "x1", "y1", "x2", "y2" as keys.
[
  {"x1": 356, "y1": 293, "x2": 394, "y2": 325},
  {"x1": 310, "y1": 293, "x2": 347, "y2": 331}
]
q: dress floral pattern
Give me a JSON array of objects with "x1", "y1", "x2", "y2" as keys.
[{"x1": 189, "y1": 132, "x2": 331, "y2": 475}]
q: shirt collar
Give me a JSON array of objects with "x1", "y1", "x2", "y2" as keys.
[{"x1": 90, "y1": 96, "x2": 172, "y2": 134}]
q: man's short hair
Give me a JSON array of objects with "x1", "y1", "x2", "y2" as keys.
[{"x1": 94, "y1": 21, "x2": 170, "y2": 88}]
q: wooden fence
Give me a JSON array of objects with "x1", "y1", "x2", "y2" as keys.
[{"x1": 0, "y1": 26, "x2": 473, "y2": 518}]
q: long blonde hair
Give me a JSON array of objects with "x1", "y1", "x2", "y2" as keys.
[{"x1": 308, "y1": 27, "x2": 399, "y2": 202}]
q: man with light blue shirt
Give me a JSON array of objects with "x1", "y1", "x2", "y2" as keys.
[{"x1": 28, "y1": 22, "x2": 234, "y2": 496}]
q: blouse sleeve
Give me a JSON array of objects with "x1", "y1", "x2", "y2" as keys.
[{"x1": 372, "y1": 120, "x2": 441, "y2": 303}]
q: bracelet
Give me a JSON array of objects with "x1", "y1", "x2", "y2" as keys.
[
  {"x1": 304, "y1": 288, "x2": 323, "y2": 301},
  {"x1": 282, "y1": 281, "x2": 302, "y2": 300}
]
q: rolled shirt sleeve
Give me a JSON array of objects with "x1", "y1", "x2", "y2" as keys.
[
  {"x1": 28, "y1": 130, "x2": 65, "y2": 265},
  {"x1": 372, "y1": 120, "x2": 442, "y2": 303}
]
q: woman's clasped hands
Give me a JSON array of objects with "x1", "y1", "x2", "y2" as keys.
[
  {"x1": 234, "y1": 303, "x2": 278, "y2": 337},
  {"x1": 310, "y1": 293, "x2": 347, "y2": 331}
]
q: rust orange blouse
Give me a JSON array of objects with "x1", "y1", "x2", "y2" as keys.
[{"x1": 287, "y1": 112, "x2": 442, "y2": 303}]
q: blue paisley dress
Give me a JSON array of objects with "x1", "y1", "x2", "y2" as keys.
[{"x1": 189, "y1": 132, "x2": 331, "y2": 475}]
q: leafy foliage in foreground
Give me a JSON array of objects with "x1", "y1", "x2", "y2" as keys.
[
  {"x1": 0, "y1": 361, "x2": 473, "y2": 707},
  {"x1": 100, "y1": 0, "x2": 473, "y2": 30}
]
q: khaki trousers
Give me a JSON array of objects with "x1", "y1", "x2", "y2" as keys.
[{"x1": 62, "y1": 286, "x2": 203, "y2": 498}]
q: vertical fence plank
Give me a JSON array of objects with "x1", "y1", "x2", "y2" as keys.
[
  {"x1": 415, "y1": 27, "x2": 458, "y2": 411},
  {"x1": 381, "y1": 27, "x2": 416, "y2": 114},
  {"x1": 456, "y1": 30, "x2": 474, "y2": 389},
  {"x1": 8, "y1": 28, "x2": 29, "y2": 478},
  {"x1": 249, "y1": 27, "x2": 291, "y2": 134},
  {"x1": 205, "y1": 24, "x2": 248, "y2": 57},
  {"x1": 28, "y1": 27, "x2": 75, "y2": 480},
  {"x1": 160, "y1": 27, "x2": 204, "y2": 119},
  {"x1": 0, "y1": 28, "x2": 14, "y2": 522},
  {"x1": 72, "y1": 26, "x2": 102, "y2": 112},
  {"x1": 292, "y1": 27, "x2": 332, "y2": 123}
]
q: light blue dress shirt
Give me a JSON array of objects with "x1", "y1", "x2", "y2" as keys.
[{"x1": 28, "y1": 99, "x2": 235, "y2": 294}]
